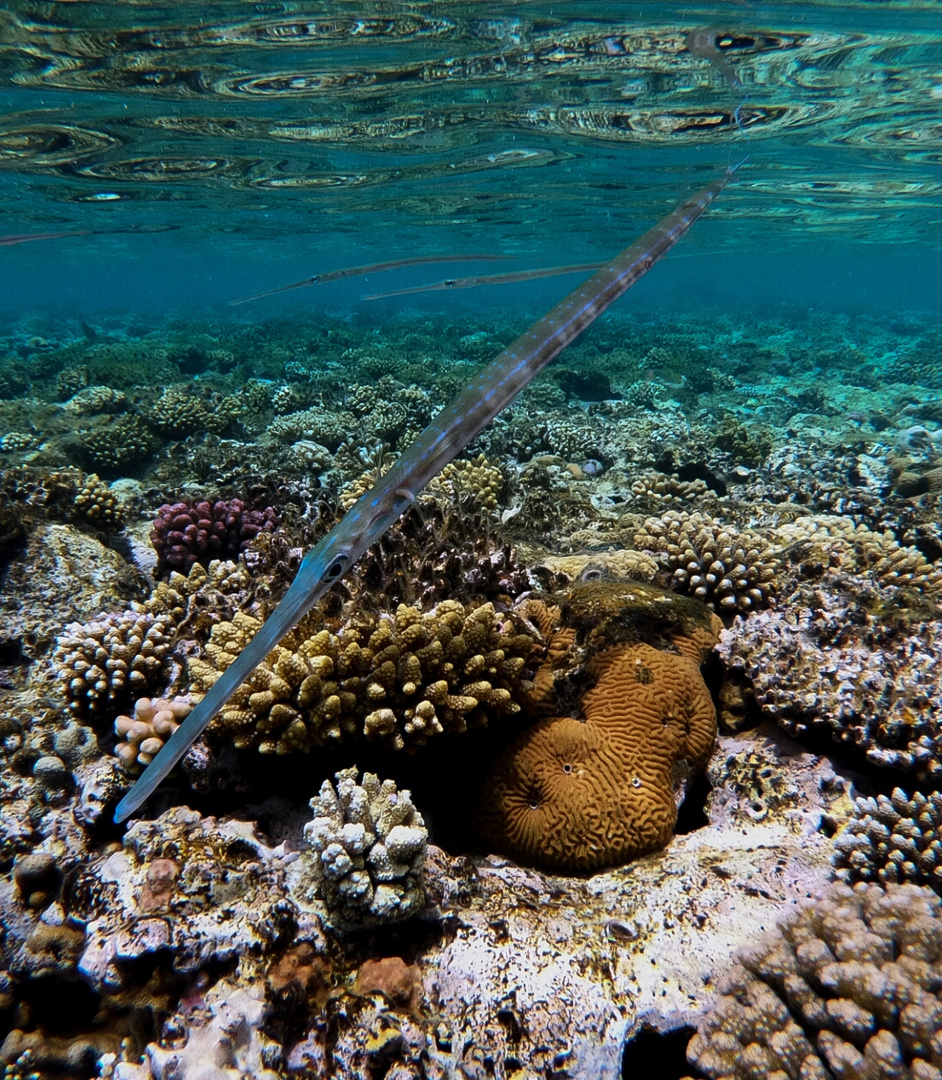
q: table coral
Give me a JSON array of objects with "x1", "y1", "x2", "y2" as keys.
[
  {"x1": 685, "y1": 880, "x2": 942, "y2": 1080},
  {"x1": 302, "y1": 767, "x2": 428, "y2": 930},
  {"x1": 187, "y1": 599, "x2": 537, "y2": 754},
  {"x1": 477, "y1": 636, "x2": 717, "y2": 871},
  {"x1": 149, "y1": 497, "x2": 278, "y2": 575},
  {"x1": 833, "y1": 788, "x2": 942, "y2": 893}
]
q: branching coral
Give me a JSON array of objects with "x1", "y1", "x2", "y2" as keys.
[
  {"x1": 114, "y1": 697, "x2": 193, "y2": 773},
  {"x1": 80, "y1": 415, "x2": 158, "y2": 474},
  {"x1": 187, "y1": 600, "x2": 537, "y2": 754},
  {"x1": 303, "y1": 767, "x2": 428, "y2": 929},
  {"x1": 634, "y1": 510, "x2": 778, "y2": 613},
  {"x1": 686, "y1": 881, "x2": 942, "y2": 1080},
  {"x1": 833, "y1": 789, "x2": 942, "y2": 893},
  {"x1": 73, "y1": 473, "x2": 122, "y2": 526},
  {"x1": 134, "y1": 558, "x2": 254, "y2": 641},
  {"x1": 51, "y1": 612, "x2": 173, "y2": 717},
  {"x1": 150, "y1": 498, "x2": 278, "y2": 574}
]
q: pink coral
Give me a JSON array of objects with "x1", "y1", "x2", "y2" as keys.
[{"x1": 150, "y1": 498, "x2": 277, "y2": 574}]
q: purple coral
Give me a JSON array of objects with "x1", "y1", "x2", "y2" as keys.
[{"x1": 150, "y1": 498, "x2": 278, "y2": 574}]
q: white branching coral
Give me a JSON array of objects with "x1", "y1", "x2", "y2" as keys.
[{"x1": 303, "y1": 767, "x2": 428, "y2": 930}]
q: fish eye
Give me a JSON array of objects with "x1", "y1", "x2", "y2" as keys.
[{"x1": 322, "y1": 553, "x2": 350, "y2": 583}]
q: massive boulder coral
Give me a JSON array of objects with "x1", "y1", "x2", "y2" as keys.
[
  {"x1": 187, "y1": 600, "x2": 537, "y2": 754},
  {"x1": 477, "y1": 627, "x2": 718, "y2": 872},
  {"x1": 685, "y1": 881, "x2": 942, "y2": 1080},
  {"x1": 301, "y1": 767, "x2": 428, "y2": 930},
  {"x1": 833, "y1": 788, "x2": 942, "y2": 893},
  {"x1": 717, "y1": 573, "x2": 942, "y2": 778},
  {"x1": 633, "y1": 509, "x2": 779, "y2": 613}
]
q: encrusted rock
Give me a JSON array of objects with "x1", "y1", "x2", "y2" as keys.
[{"x1": 717, "y1": 573, "x2": 942, "y2": 778}]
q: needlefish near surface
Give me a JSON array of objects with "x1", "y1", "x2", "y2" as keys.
[{"x1": 114, "y1": 161, "x2": 743, "y2": 824}]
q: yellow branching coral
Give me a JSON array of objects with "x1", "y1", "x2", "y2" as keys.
[{"x1": 187, "y1": 600, "x2": 537, "y2": 754}]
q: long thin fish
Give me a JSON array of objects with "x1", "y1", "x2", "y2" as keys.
[
  {"x1": 115, "y1": 163, "x2": 741, "y2": 824},
  {"x1": 0, "y1": 229, "x2": 90, "y2": 247},
  {"x1": 363, "y1": 262, "x2": 604, "y2": 301},
  {"x1": 227, "y1": 254, "x2": 511, "y2": 306}
]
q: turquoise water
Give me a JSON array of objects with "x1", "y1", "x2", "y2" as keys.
[{"x1": 1, "y1": 0, "x2": 940, "y2": 316}]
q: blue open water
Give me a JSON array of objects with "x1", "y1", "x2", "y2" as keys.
[{"x1": 1, "y1": 0, "x2": 940, "y2": 318}]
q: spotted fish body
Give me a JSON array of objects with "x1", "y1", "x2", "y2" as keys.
[{"x1": 114, "y1": 164, "x2": 740, "y2": 823}]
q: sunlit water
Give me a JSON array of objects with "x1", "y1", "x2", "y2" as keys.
[{"x1": 1, "y1": 0, "x2": 940, "y2": 317}]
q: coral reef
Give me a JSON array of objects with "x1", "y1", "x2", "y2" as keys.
[
  {"x1": 716, "y1": 573, "x2": 942, "y2": 778},
  {"x1": 686, "y1": 881, "x2": 942, "y2": 1080},
  {"x1": 134, "y1": 558, "x2": 254, "y2": 641},
  {"x1": 833, "y1": 788, "x2": 942, "y2": 893},
  {"x1": 149, "y1": 498, "x2": 278, "y2": 574},
  {"x1": 187, "y1": 600, "x2": 536, "y2": 753},
  {"x1": 774, "y1": 514, "x2": 942, "y2": 594},
  {"x1": 301, "y1": 767, "x2": 428, "y2": 930},
  {"x1": 634, "y1": 510, "x2": 779, "y2": 613},
  {"x1": 51, "y1": 612, "x2": 173, "y2": 717}
]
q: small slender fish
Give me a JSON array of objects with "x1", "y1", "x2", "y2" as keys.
[
  {"x1": 115, "y1": 163, "x2": 742, "y2": 824},
  {"x1": 363, "y1": 262, "x2": 604, "y2": 301},
  {"x1": 0, "y1": 229, "x2": 90, "y2": 247},
  {"x1": 227, "y1": 254, "x2": 511, "y2": 306}
]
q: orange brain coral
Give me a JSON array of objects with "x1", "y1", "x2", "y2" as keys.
[{"x1": 477, "y1": 642, "x2": 717, "y2": 871}]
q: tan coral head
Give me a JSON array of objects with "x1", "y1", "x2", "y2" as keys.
[{"x1": 476, "y1": 641, "x2": 717, "y2": 872}]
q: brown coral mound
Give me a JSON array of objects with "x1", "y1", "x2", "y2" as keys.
[
  {"x1": 477, "y1": 640, "x2": 717, "y2": 871},
  {"x1": 686, "y1": 881, "x2": 942, "y2": 1080}
]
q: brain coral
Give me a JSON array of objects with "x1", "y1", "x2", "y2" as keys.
[
  {"x1": 302, "y1": 766, "x2": 428, "y2": 930},
  {"x1": 686, "y1": 881, "x2": 942, "y2": 1080},
  {"x1": 187, "y1": 600, "x2": 536, "y2": 754},
  {"x1": 833, "y1": 788, "x2": 942, "y2": 894},
  {"x1": 477, "y1": 633, "x2": 717, "y2": 871}
]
